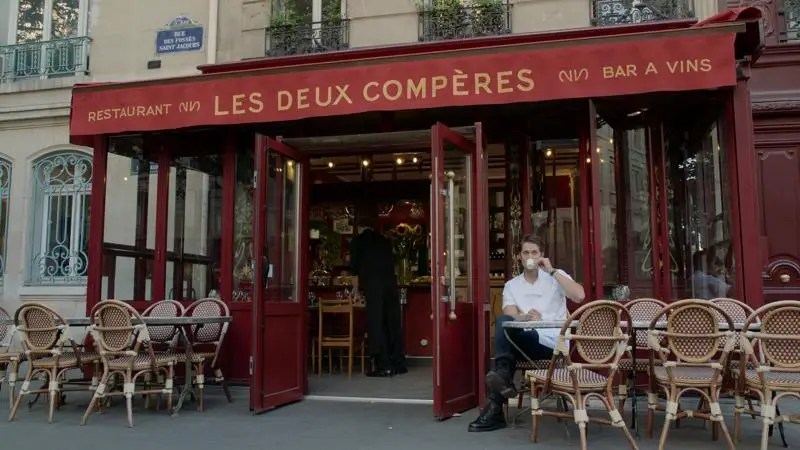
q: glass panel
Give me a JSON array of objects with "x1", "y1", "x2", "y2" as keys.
[
  {"x1": 596, "y1": 120, "x2": 654, "y2": 299},
  {"x1": 0, "y1": 160, "x2": 12, "y2": 285},
  {"x1": 51, "y1": 0, "x2": 79, "y2": 38},
  {"x1": 665, "y1": 105, "x2": 734, "y2": 299},
  {"x1": 443, "y1": 144, "x2": 471, "y2": 305},
  {"x1": 30, "y1": 152, "x2": 92, "y2": 285},
  {"x1": 17, "y1": 0, "x2": 44, "y2": 43},
  {"x1": 265, "y1": 152, "x2": 299, "y2": 302},
  {"x1": 166, "y1": 153, "x2": 223, "y2": 301},
  {"x1": 530, "y1": 139, "x2": 583, "y2": 282},
  {"x1": 104, "y1": 136, "x2": 158, "y2": 300},
  {"x1": 233, "y1": 145, "x2": 255, "y2": 303}
]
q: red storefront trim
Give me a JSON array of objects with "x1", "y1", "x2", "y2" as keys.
[{"x1": 70, "y1": 29, "x2": 740, "y2": 136}]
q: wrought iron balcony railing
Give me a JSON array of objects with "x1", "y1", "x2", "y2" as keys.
[
  {"x1": 784, "y1": 0, "x2": 800, "y2": 42},
  {"x1": 0, "y1": 36, "x2": 91, "y2": 83},
  {"x1": 419, "y1": 2, "x2": 512, "y2": 42},
  {"x1": 592, "y1": 0, "x2": 694, "y2": 26},
  {"x1": 265, "y1": 19, "x2": 350, "y2": 57}
]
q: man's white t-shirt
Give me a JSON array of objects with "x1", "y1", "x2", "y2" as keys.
[{"x1": 501, "y1": 269, "x2": 572, "y2": 349}]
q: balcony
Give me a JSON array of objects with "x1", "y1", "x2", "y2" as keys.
[
  {"x1": 0, "y1": 36, "x2": 91, "y2": 83},
  {"x1": 785, "y1": 0, "x2": 800, "y2": 42},
  {"x1": 265, "y1": 20, "x2": 350, "y2": 57},
  {"x1": 418, "y1": 1, "x2": 512, "y2": 42},
  {"x1": 591, "y1": 0, "x2": 694, "y2": 26}
]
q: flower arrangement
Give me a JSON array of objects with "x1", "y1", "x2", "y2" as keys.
[
  {"x1": 389, "y1": 223, "x2": 423, "y2": 262},
  {"x1": 388, "y1": 223, "x2": 424, "y2": 284}
]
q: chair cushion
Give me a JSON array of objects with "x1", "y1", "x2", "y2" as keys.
[
  {"x1": 744, "y1": 370, "x2": 800, "y2": 390},
  {"x1": 32, "y1": 351, "x2": 99, "y2": 368},
  {"x1": 527, "y1": 368, "x2": 608, "y2": 390},
  {"x1": 653, "y1": 366, "x2": 718, "y2": 386},
  {"x1": 169, "y1": 351, "x2": 215, "y2": 364},
  {"x1": 106, "y1": 354, "x2": 176, "y2": 370}
]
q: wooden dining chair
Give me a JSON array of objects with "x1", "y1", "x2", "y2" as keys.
[{"x1": 317, "y1": 299, "x2": 365, "y2": 378}]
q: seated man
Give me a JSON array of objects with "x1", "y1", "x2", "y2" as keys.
[{"x1": 468, "y1": 234, "x2": 586, "y2": 432}]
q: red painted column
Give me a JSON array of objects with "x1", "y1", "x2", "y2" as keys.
[
  {"x1": 731, "y1": 78, "x2": 765, "y2": 308},
  {"x1": 152, "y1": 141, "x2": 171, "y2": 302},
  {"x1": 86, "y1": 135, "x2": 107, "y2": 314},
  {"x1": 220, "y1": 132, "x2": 236, "y2": 304}
]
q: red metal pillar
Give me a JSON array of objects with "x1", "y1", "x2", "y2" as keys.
[
  {"x1": 730, "y1": 77, "x2": 764, "y2": 308},
  {"x1": 86, "y1": 135, "x2": 107, "y2": 314},
  {"x1": 152, "y1": 141, "x2": 171, "y2": 302},
  {"x1": 220, "y1": 131, "x2": 236, "y2": 304}
]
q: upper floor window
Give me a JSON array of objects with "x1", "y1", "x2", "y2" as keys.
[
  {"x1": 29, "y1": 151, "x2": 92, "y2": 286},
  {"x1": 0, "y1": 160, "x2": 11, "y2": 286},
  {"x1": 418, "y1": 0, "x2": 512, "y2": 42},
  {"x1": 266, "y1": 0, "x2": 349, "y2": 56},
  {"x1": 591, "y1": 0, "x2": 695, "y2": 26},
  {"x1": 783, "y1": 0, "x2": 799, "y2": 42},
  {"x1": 2, "y1": 0, "x2": 91, "y2": 81}
]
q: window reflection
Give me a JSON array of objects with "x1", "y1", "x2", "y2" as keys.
[
  {"x1": 665, "y1": 105, "x2": 734, "y2": 299},
  {"x1": 103, "y1": 136, "x2": 158, "y2": 300}
]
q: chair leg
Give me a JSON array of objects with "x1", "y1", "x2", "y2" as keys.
[
  {"x1": 47, "y1": 369, "x2": 58, "y2": 424},
  {"x1": 167, "y1": 364, "x2": 174, "y2": 414},
  {"x1": 734, "y1": 394, "x2": 742, "y2": 442},
  {"x1": 9, "y1": 365, "x2": 35, "y2": 422},
  {"x1": 657, "y1": 388, "x2": 676, "y2": 450},
  {"x1": 124, "y1": 371, "x2": 134, "y2": 427},
  {"x1": 605, "y1": 390, "x2": 639, "y2": 450},
  {"x1": 530, "y1": 386, "x2": 540, "y2": 443},
  {"x1": 81, "y1": 370, "x2": 109, "y2": 425},
  {"x1": 196, "y1": 364, "x2": 205, "y2": 412},
  {"x1": 215, "y1": 368, "x2": 232, "y2": 403}
]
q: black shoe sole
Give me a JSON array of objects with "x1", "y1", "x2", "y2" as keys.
[
  {"x1": 468, "y1": 421, "x2": 507, "y2": 432},
  {"x1": 486, "y1": 371, "x2": 517, "y2": 399}
]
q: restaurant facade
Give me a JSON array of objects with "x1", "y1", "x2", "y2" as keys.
[{"x1": 67, "y1": 8, "x2": 763, "y2": 417}]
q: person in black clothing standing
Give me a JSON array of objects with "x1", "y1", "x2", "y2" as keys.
[{"x1": 350, "y1": 214, "x2": 407, "y2": 377}]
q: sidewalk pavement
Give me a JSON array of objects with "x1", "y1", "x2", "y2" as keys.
[{"x1": 0, "y1": 385, "x2": 797, "y2": 449}]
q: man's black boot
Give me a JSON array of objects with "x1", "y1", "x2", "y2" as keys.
[
  {"x1": 467, "y1": 393, "x2": 507, "y2": 432},
  {"x1": 485, "y1": 357, "x2": 517, "y2": 399}
]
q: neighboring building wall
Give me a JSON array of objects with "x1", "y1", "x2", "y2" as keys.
[{"x1": 745, "y1": 0, "x2": 800, "y2": 301}]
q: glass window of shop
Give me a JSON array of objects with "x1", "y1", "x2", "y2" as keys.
[
  {"x1": 103, "y1": 135, "x2": 158, "y2": 300},
  {"x1": 664, "y1": 101, "x2": 735, "y2": 300},
  {"x1": 165, "y1": 147, "x2": 224, "y2": 301}
]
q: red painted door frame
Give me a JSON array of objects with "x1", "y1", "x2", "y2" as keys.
[
  {"x1": 431, "y1": 122, "x2": 489, "y2": 419},
  {"x1": 250, "y1": 135, "x2": 309, "y2": 413}
]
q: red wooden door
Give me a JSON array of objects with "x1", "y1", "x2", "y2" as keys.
[
  {"x1": 430, "y1": 122, "x2": 490, "y2": 419},
  {"x1": 250, "y1": 135, "x2": 310, "y2": 413},
  {"x1": 756, "y1": 145, "x2": 800, "y2": 301}
]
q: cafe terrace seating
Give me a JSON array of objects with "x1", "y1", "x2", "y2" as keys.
[
  {"x1": 0, "y1": 306, "x2": 21, "y2": 411},
  {"x1": 82, "y1": 300, "x2": 176, "y2": 427},
  {"x1": 8, "y1": 303, "x2": 100, "y2": 423},
  {"x1": 527, "y1": 300, "x2": 638, "y2": 450},
  {"x1": 736, "y1": 300, "x2": 800, "y2": 450}
]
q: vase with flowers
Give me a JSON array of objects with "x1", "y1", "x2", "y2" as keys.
[{"x1": 388, "y1": 223, "x2": 423, "y2": 285}]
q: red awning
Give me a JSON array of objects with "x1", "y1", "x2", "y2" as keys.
[{"x1": 69, "y1": 15, "x2": 757, "y2": 137}]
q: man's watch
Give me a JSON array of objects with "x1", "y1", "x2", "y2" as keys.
[{"x1": 549, "y1": 268, "x2": 558, "y2": 276}]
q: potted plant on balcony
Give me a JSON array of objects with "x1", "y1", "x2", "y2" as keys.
[
  {"x1": 420, "y1": 0, "x2": 469, "y2": 41},
  {"x1": 320, "y1": 0, "x2": 346, "y2": 50},
  {"x1": 268, "y1": 2, "x2": 308, "y2": 55},
  {"x1": 470, "y1": 0, "x2": 508, "y2": 36}
]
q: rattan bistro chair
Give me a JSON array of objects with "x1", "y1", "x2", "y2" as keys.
[
  {"x1": 0, "y1": 306, "x2": 22, "y2": 411},
  {"x1": 528, "y1": 300, "x2": 638, "y2": 450},
  {"x1": 175, "y1": 298, "x2": 232, "y2": 411},
  {"x1": 617, "y1": 298, "x2": 667, "y2": 413},
  {"x1": 646, "y1": 299, "x2": 736, "y2": 450},
  {"x1": 736, "y1": 300, "x2": 800, "y2": 450},
  {"x1": 9, "y1": 303, "x2": 99, "y2": 423},
  {"x1": 142, "y1": 300, "x2": 185, "y2": 352},
  {"x1": 82, "y1": 300, "x2": 177, "y2": 427}
]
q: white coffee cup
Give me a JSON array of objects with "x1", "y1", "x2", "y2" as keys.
[{"x1": 524, "y1": 258, "x2": 538, "y2": 270}]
